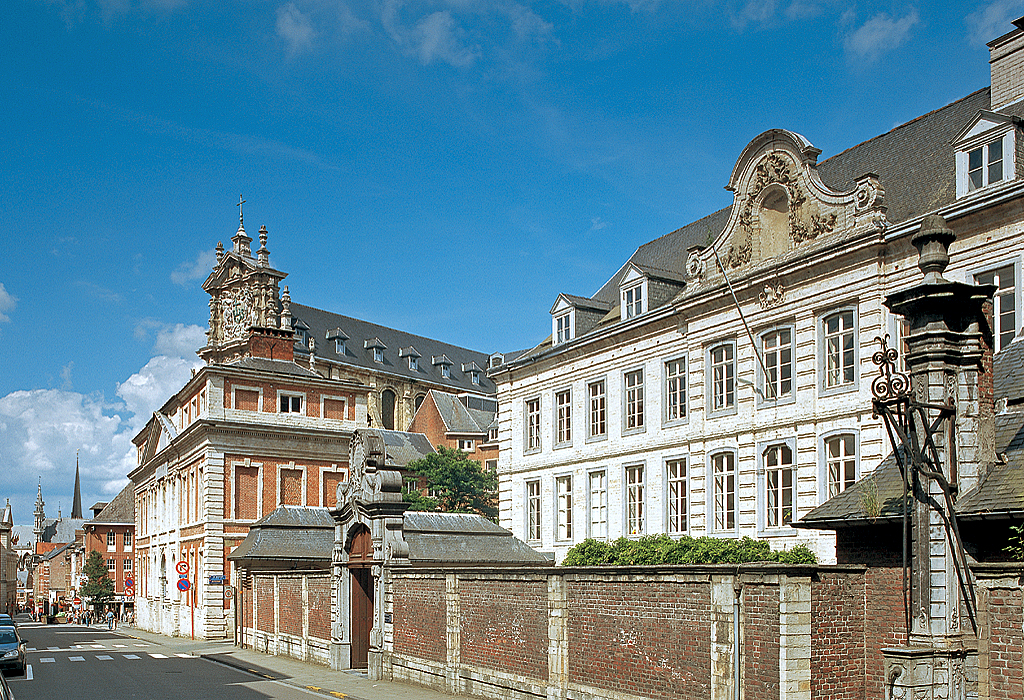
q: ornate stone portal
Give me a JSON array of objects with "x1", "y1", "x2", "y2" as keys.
[{"x1": 330, "y1": 430, "x2": 410, "y2": 675}]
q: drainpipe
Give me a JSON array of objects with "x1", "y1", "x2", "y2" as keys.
[{"x1": 733, "y1": 579, "x2": 742, "y2": 700}]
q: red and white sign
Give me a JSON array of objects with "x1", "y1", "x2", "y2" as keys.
[
  {"x1": 124, "y1": 577, "x2": 135, "y2": 588},
  {"x1": 175, "y1": 560, "x2": 189, "y2": 576},
  {"x1": 72, "y1": 597, "x2": 82, "y2": 607}
]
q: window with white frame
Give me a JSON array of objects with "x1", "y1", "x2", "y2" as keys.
[
  {"x1": 761, "y1": 328, "x2": 793, "y2": 402},
  {"x1": 525, "y1": 398, "x2": 542, "y2": 452},
  {"x1": 665, "y1": 358, "x2": 686, "y2": 422},
  {"x1": 588, "y1": 380, "x2": 606, "y2": 439},
  {"x1": 975, "y1": 264, "x2": 1017, "y2": 351},
  {"x1": 589, "y1": 470, "x2": 607, "y2": 539},
  {"x1": 556, "y1": 475, "x2": 573, "y2": 541},
  {"x1": 764, "y1": 443, "x2": 795, "y2": 528},
  {"x1": 471, "y1": 371, "x2": 481, "y2": 385},
  {"x1": 457, "y1": 439, "x2": 475, "y2": 452},
  {"x1": 441, "y1": 364, "x2": 451, "y2": 379},
  {"x1": 409, "y1": 356, "x2": 418, "y2": 371},
  {"x1": 822, "y1": 310, "x2": 856, "y2": 390},
  {"x1": 124, "y1": 531, "x2": 132, "y2": 549},
  {"x1": 666, "y1": 458, "x2": 688, "y2": 534},
  {"x1": 107, "y1": 558, "x2": 116, "y2": 572},
  {"x1": 373, "y1": 347, "x2": 384, "y2": 363},
  {"x1": 625, "y1": 464, "x2": 645, "y2": 535},
  {"x1": 967, "y1": 139, "x2": 1004, "y2": 192},
  {"x1": 124, "y1": 558, "x2": 133, "y2": 572},
  {"x1": 710, "y1": 343, "x2": 736, "y2": 412},
  {"x1": 555, "y1": 389, "x2": 572, "y2": 446},
  {"x1": 623, "y1": 284, "x2": 643, "y2": 319},
  {"x1": 825, "y1": 434, "x2": 857, "y2": 498},
  {"x1": 712, "y1": 452, "x2": 736, "y2": 531},
  {"x1": 280, "y1": 394, "x2": 303, "y2": 413},
  {"x1": 623, "y1": 369, "x2": 645, "y2": 432},
  {"x1": 335, "y1": 339, "x2": 346, "y2": 355},
  {"x1": 527, "y1": 480, "x2": 542, "y2": 541},
  {"x1": 107, "y1": 531, "x2": 116, "y2": 550},
  {"x1": 556, "y1": 313, "x2": 571, "y2": 344}
]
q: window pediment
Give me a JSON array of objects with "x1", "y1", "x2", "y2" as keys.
[{"x1": 953, "y1": 111, "x2": 1018, "y2": 198}]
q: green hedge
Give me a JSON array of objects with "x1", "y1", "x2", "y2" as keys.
[{"x1": 560, "y1": 534, "x2": 817, "y2": 566}]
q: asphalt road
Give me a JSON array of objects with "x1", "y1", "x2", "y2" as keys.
[{"x1": 4, "y1": 620, "x2": 322, "y2": 700}]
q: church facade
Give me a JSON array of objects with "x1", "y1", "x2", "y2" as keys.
[{"x1": 490, "y1": 18, "x2": 1024, "y2": 563}]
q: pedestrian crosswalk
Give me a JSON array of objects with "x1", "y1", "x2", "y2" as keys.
[
  {"x1": 28, "y1": 642, "x2": 152, "y2": 652},
  {"x1": 35, "y1": 652, "x2": 195, "y2": 664}
]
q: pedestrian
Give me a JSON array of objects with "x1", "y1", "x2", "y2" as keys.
[{"x1": 106, "y1": 609, "x2": 114, "y2": 630}]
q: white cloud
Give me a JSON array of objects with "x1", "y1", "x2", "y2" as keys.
[
  {"x1": 844, "y1": 10, "x2": 920, "y2": 63},
  {"x1": 413, "y1": 11, "x2": 480, "y2": 66},
  {"x1": 277, "y1": 2, "x2": 318, "y2": 55},
  {"x1": 116, "y1": 353, "x2": 202, "y2": 432},
  {"x1": 153, "y1": 323, "x2": 207, "y2": 358},
  {"x1": 730, "y1": 0, "x2": 779, "y2": 29},
  {"x1": 0, "y1": 283, "x2": 16, "y2": 322},
  {"x1": 170, "y1": 248, "x2": 217, "y2": 286},
  {"x1": 966, "y1": 0, "x2": 1020, "y2": 45},
  {"x1": 589, "y1": 217, "x2": 609, "y2": 233}
]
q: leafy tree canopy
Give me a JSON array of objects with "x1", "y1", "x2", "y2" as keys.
[
  {"x1": 561, "y1": 534, "x2": 817, "y2": 566},
  {"x1": 81, "y1": 549, "x2": 115, "y2": 610},
  {"x1": 403, "y1": 446, "x2": 498, "y2": 521}
]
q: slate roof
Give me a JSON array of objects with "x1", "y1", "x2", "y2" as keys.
[
  {"x1": 402, "y1": 512, "x2": 550, "y2": 565},
  {"x1": 38, "y1": 518, "x2": 85, "y2": 545},
  {"x1": 425, "y1": 391, "x2": 496, "y2": 435},
  {"x1": 994, "y1": 337, "x2": 1024, "y2": 406},
  {"x1": 223, "y1": 356, "x2": 322, "y2": 378},
  {"x1": 289, "y1": 303, "x2": 495, "y2": 394},
  {"x1": 228, "y1": 506, "x2": 335, "y2": 561},
  {"x1": 88, "y1": 483, "x2": 135, "y2": 526},
  {"x1": 376, "y1": 430, "x2": 436, "y2": 468},
  {"x1": 576, "y1": 87, "x2": 1024, "y2": 326}
]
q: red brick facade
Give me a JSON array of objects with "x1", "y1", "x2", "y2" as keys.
[
  {"x1": 744, "y1": 583, "x2": 780, "y2": 700},
  {"x1": 392, "y1": 576, "x2": 447, "y2": 663},
  {"x1": 460, "y1": 578, "x2": 548, "y2": 681}
]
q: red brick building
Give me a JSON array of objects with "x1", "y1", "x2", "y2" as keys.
[
  {"x1": 409, "y1": 390, "x2": 499, "y2": 471},
  {"x1": 83, "y1": 483, "x2": 136, "y2": 617}
]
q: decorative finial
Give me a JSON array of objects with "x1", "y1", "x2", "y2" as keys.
[
  {"x1": 911, "y1": 214, "x2": 956, "y2": 284},
  {"x1": 237, "y1": 194, "x2": 246, "y2": 226},
  {"x1": 257, "y1": 225, "x2": 270, "y2": 267},
  {"x1": 216, "y1": 241, "x2": 224, "y2": 263},
  {"x1": 280, "y1": 286, "x2": 292, "y2": 331}
]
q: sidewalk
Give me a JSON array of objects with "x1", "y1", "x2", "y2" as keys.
[{"x1": 116, "y1": 625, "x2": 458, "y2": 700}]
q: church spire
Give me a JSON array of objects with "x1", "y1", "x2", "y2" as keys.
[
  {"x1": 33, "y1": 480, "x2": 45, "y2": 542},
  {"x1": 72, "y1": 452, "x2": 83, "y2": 519}
]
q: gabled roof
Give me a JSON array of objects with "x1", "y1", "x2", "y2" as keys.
[
  {"x1": 290, "y1": 302, "x2": 494, "y2": 394},
  {"x1": 88, "y1": 482, "x2": 135, "y2": 526},
  {"x1": 424, "y1": 390, "x2": 495, "y2": 435},
  {"x1": 402, "y1": 512, "x2": 549, "y2": 565}
]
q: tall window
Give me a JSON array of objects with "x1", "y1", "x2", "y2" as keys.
[
  {"x1": 823, "y1": 311, "x2": 856, "y2": 389},
  {"x1": 764, "y1": 444, "x2": 795, "y2": 527},
  {"x1": 124, "y1": 531, "x2": 132, "y2": 548},
  {"x1": 589, "y1": 471, "x2": 607, "y2": 539},
  {"x1": 556, "y1": 314, "x2": 571, "y2": 344},
  {"x1": 825, "y1": 434, "x2": 857, "y2": 498},
  {"x1": 666, "y1": 458, "x2": 688, "y2": 534},
  {"x1": 555, "y1": 390, "x2": 572, "y2": 445},
  {"x1": 380, "y1": 389, "x2": 396, "y2": 431},
  {"x1": 624, "y1": 285, "x2": 643, "y2": 318},
  {"x1": 556, "y1": 475, "x2": 573, "y2": 541},
  {"x1": 588, "y1": 380, "x2": 606, "y2": 438},
  {"x1": 762, "y1": 328, "x2": 792, "y2": 400},
  {"x1": 124, "y1": 558, "x2": 133, "y2": 572},
  {"x1": 526, "y1": 398, "x2": 541, "y2": 452},
  {"x1": 107, "y1": 531, "x2": 116, "y2": 550},
  {"x1": 624, "y1": 370, "x2": 645, "y2": 432},
  {"x1": 712, "y1": 452, "x2": 736, "y2": 531},
  {"x1": 625, "y1": 464, "x2": 645, "y2": 535},
  {"x1": 527, "y1": 481, "x2": 542, "y2": 541},
  {"x1": 710, "y1": 344, "x2": 735, "y2": 411},
  {"x1": 665, "y1": 358, "x2": 686, "y2": 421},
  {"x1": 968, "y1": 140, "x2": 1004, "y2": 191},
  {"x1": 107, "y1": 558, "x2": 116, "y2": 572},
  {"x1": 976, "y1": 265, "x2": 1017, "y2": 351}
]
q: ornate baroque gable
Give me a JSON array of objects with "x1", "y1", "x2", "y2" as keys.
[
  {"x1": 199, "y1": 220, "x2": 288, "y2": 363},
  {"x1": 703, "y1": 129, "x2": 887, "y2": 275}
]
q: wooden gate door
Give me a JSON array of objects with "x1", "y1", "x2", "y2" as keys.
[{"x1": 348, "y1": 526, "x2": 373, "y2": 669}]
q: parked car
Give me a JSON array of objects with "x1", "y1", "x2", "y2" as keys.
[
  {"x1": 0, "y1": 669, "x2": 14, "y2": 699},
  {"x1": 0, "y1": 626, "x2": 26, "y2": 676},
  {"x1": 0, "y1": 616, "x2": 12, "y2": 628}
]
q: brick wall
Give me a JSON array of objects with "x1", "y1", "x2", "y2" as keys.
[
  {"x1": 986, "y1": 583, "x2": 1023, "y2": 698},
  {"x1": 256, "y1": 575, "x2": 274, "y2": 633},
  {"x1": 811, "y1": 572, "x2": 865, "y2": 700},
  {"x1": 392, "y1": 576, "x2": 447, "y2": 663},
  {"x1": 864, "y1": 567, "x2": 906, "y2": 697},
  {"x1": 460, "y1": 578, "x2": 547, "y2": 681},
  {"x1": 743, "y1": 583, "x2": 780, "y2": 700},
  {"x1": 567, "y1": 578, "x2": 711, "y2": 700},
  {"x1": 308, "y1": 576, "x2": 331, "y2": 639},
  {"x1": 279, "y1": 577, "x2": 302, "y2": 637}
]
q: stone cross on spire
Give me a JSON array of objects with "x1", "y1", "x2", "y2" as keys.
[
  {"x1": 232, "y1": 195, "x2": 253, "y2": 257},
  {"x1": 237, "y1": 194, "x2": 246, "y2": 225}
]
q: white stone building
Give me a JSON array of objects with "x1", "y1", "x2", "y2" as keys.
[{"x1": 490, "y1": 17, "x2": 1024, "y2": 563}]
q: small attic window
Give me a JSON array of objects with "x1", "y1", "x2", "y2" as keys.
[
  {"x1": 954, "y1": 114, "x2": 1017, "y2": 199},
  {"x1": 409, "y1": 356, "x2": 418, "y2": 371},
  {"x1": 968, "y1": 140, "x2": 1003, "y2": 191},
  {"x1": 374, "y1": 347, "x2": 384, "y2": 363},
  {"x1": 336, "y1": 339, "x2": 346, "y2": 355},
  {"x1": 623, "y1": 283, "x2": 643, "y2": 319},
  {"x1": 556, "y1": 313, "x2": 571, "y2": 344},
  {"x1": 441, "y1": 364, "x2": 451, "y2": 379},
  {"x1": 471, "y1": 371, "x2": 480, "y2": 385}
]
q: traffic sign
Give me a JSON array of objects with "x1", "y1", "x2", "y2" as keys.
[
  {"x1": 124, "y1": 577, "x2": 135, "y2": 588},
  {"x1": 177, "y1": 578, "x2": 191, "y2": 592},
  {"x1": 72, "y1": 597, "x2": 82, "y2": 607},
  {"x1": 224, "y1": 586, "x2": 234, "y2": 599},
  {"x1": 209, "y1": 575, "x2": 226, "y2": 584},
  {"x1": 124, "y1": 586, "x2": 134, "y2": 597},
  {"x1": 175, "y1": 561, "x2": 189, "y2": 576}
]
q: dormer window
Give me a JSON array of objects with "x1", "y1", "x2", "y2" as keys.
[
  {"x1": 364, "y1": 337, "x2": 387, "y2": 363},
  {"x1": 624, "y1": 284, "x2": 643, "y2": 318},
  {"x1": 441, "y1": 364, "x2": 451, "y2": 378},
  {"x1": 968, "y1": 140, "x2": 1003, "y2": 191},
  {"x1": 409, "y1": 356, "x2": 418, "y2": 371},
  {"x1": 953, "y1": 112, "x2": 1017, "y2": 199},
  {"x1": 399, "y1": 346, "x2": 421, "y2": 372},
  {"x1": 327, "y1": 328, "x2": 349, "y2": 356},
  {"x1": 556, "y1": 314, "x2": 571, "y2": 344},
  {"x1": 374, "y1": 348, "x2": 384, "y2": 362},
  {"x1": 433, "y1": 354, "x2": 453, "y2": 379},
  {"x1": 336, "y1": 339, "x2": 346, "y2": 354},
  {"x1": 471, "y1": 371, "x2": 480, "y2": 385}
]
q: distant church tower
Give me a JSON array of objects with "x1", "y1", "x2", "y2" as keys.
[
  {"x1": 71, "y1": 455, "x2": 83, "y2": 520},
  {"x1": 199, "y1": 197, "x2": 290, "y2": 365},
  {"x1": 32, "y1": 482, "x2": 45, "y2": 543}
]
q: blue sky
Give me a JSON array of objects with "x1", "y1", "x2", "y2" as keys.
[{"x1": 1, "y1": 0, "x2": 1020, "y2": 527}]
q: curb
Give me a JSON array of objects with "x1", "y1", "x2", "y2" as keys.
[{"x1": 199, "y1": 652, "x2": 353, "y2": 700}]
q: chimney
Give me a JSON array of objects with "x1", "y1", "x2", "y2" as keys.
[
  {"x1": 247, "y1": 326, "x2": 295, "y2": 362},
  {"x1": 988, "y1": 16, "x2": 1024, "y2": 111}
]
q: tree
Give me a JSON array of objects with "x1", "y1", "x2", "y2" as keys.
[
  {"x1": 80, "y1": 550, "x2": 115, "y2": 612},
  {"x1": 403, "y1": 446, "x2": 498, "y2": 521}
]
